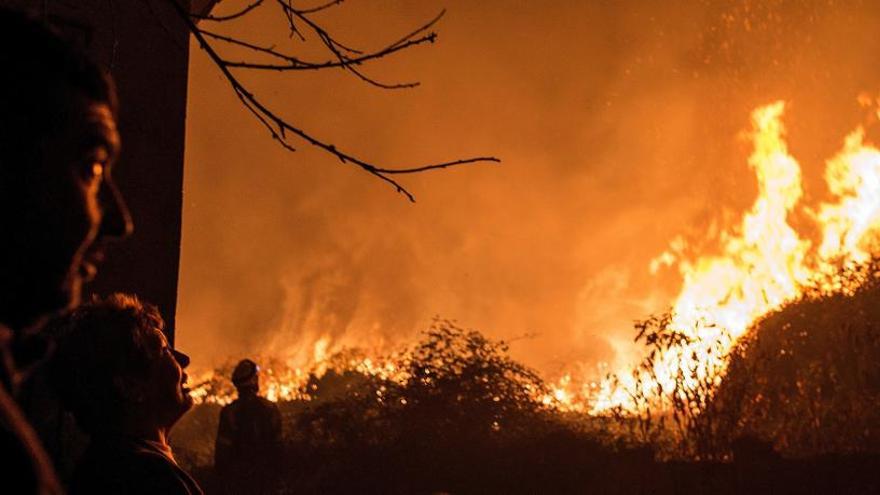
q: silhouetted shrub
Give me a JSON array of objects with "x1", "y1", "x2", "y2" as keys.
[
  {"x1": 175, "y1": 320, "x2": 634, "y2": 493},
  {"x1": 283, "y1": 320, "x2": 599, "y2": 493},
  {"x1": 713, "y1": 259, "x2": 880, "y2": 456},
  {"x1": 613, "y1": 258, "x2": 880, "y2": 460},
  {"x1": 171, "y1": 313, "x2": 880, "y2": 493},
  {"x1": 606, "y1": 313, "x2": 733, "y2": 460}
]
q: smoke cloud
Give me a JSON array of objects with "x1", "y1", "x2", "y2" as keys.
[{"x1": 177, "y1": 0, "x2": 880, "y2": 377}]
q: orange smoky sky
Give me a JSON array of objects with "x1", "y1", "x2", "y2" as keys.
[{"x1": 177, "y1": 0, "x2": 880, "y2": 376}]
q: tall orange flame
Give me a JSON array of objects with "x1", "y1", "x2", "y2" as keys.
[{"x1": 591, "y1": 98, "x2": 880, "y2": 413}]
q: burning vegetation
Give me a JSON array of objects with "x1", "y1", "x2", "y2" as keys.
[
  {"x1": 173, "y1": 97, "x2": 880, "y2": 491},
  {"x1": 191, "y1": 320, "x2": 562, "y2": 420},
  {"x1": 592, "y1": 98, "x2": 880, "y2": 415},
  {"x1": 174, "y1": 295, "x2": 880, "y2": 492},
  {"x1": 190, "y1": 96, "x2": 880, "y2": 411}
]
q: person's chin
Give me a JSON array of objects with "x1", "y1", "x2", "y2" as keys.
[{"x1": 180, "y1": 388, "x2": 194, "y2": 411}]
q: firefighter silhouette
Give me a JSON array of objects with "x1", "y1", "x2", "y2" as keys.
[{"x1": 215, "y1": 359, "x2": 282, "y2": 494}]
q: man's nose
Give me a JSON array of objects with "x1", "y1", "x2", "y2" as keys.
[
  {"x1": 98, "y1": 177, "x2": 133, "y2": 239},
  {"x1": 172, "y1": 349, "x2": 191, "y2": 368}
]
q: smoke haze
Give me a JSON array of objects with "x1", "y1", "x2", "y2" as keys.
[{"x1": 177, "y1": 0, "x2": 880, "y2": 377}]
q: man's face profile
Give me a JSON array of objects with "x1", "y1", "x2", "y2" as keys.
[
  {"x1": 48, "y1": 91, "x2": 131, "y2": 300},
  {"x1": 0, "y1": 86, "x2": 132, "y2": 329},
  {"x1": 143, "y1": 328, "x2": 193, "y2": 426}
]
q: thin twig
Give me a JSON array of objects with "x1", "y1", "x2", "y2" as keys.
[
  {"x1": 279, "y1": 0, "x2": 306, "y2": 41},
  {"x1": 297, "y1": 0, "x2": 345, "y2": 15},
  {"x1": 376, "y1": 157, "x2": 501, "y2": 175},
  {"x1": 315, "y1": 29, "x2": 418, "y2": 89},
  {"x1": 385, "y1": 9, "x2": 446, "y2": 51},
  {"x1": 200, "y1": 28, "x2": 305, "y2": 63},
  {"x1": 201, "y1": 28, "x2": 435, "y2": 72},
  {"x1": 278, "y1": 2, "x2": 418, "y2": 88},
  {"x1": 233, "y1": 86, "x2": 297, "y2": 153}
]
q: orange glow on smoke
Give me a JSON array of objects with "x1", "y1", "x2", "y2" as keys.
[{"x1": 192, "y1": 97, "x2": 880, "y2": 416}]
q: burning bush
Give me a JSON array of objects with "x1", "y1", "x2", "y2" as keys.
[
  {"x1": 712, "y1": 259, "x2": 880, "y2": 457},
  {"x1": 605, "y1": 313, "x2": 733, "y2": 460},
  {"x1": 611, "y1": 258, "x2": 880, "y2": 461}
]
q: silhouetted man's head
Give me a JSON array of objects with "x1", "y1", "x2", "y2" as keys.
[
  {"x1": 232, "y1": 359, "x2": 260, "y2": 396},
  {"x1": 0, "y1": 9, "x2": 132, "y2": 330},
  {"x1": 51, "y1": 294, "x2": 192, "y2": 437}
]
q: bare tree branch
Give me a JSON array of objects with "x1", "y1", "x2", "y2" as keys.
[
  {"x1": 201, "y1": 28, "x2": 436, "y2": 73},
  {"x1": 296, "y1": 0, "x2": 345, "y2": 16},
  {"x1": 375, "y1": 157, "x2": 501, "y2": 176},
  {"x1": 385, "y1": 9, "x2": 446, "y2": 51},
  {"x1": 199, "y1": 28, "x2": 305, "y2": 64},
  {"x1": 312, "y1": 27, "x2": 419, "y2": 89},
  {"x1": 278, "y1": 0, "x2": 306, "y2": 41},
  {"x1": 171, "y1": 0, "x2": 500, "y2": 201},
  {"x1": 274, "y1": 0, "x2": 415, "y2": 87}
]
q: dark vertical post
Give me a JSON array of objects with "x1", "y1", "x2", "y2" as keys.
[{"x1": 83, "y1": 1, "x2": 191, "y2": 345}]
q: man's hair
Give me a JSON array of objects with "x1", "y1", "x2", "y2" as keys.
[
  {"x1": 50, "y1": 293, "x2": 164, "y2": 436},
  {"x1": 0, "y1": 8, "x2": 116, "y2": 160},
  {"x1": 232, "y1": 359, "x2": 260, "y2": 392}
]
